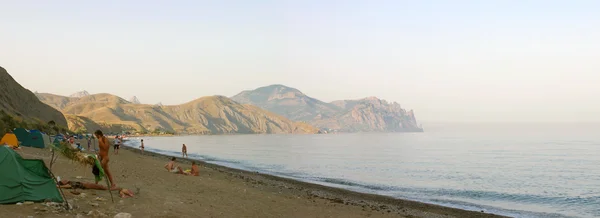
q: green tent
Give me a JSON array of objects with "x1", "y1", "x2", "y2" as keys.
[
  {"x1": 13, "y1": 128, "x2": 29, "y2": 146},
  {"x1": 26, "y1": 130, "x2": 48, "y2": 148},
  {"x1": 0, "y1": 145, "x2": 63, "y2": 204},
  {"x1": 12, "y1": 128, "x2": 48, "y2": 148}
]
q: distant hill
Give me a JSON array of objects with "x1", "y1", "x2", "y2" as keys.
[
  {"x1": 0, "y1": 66, "x2": 67, "y2": 133},
  {"x1": 36, "y1": 92, "x2": 319, "y2": 134},
  {"x1": 232, "y1": 85, "x2": 422, "y2": 132},
  {"x1": 231, "y1": 84, "x2": 341, "y2": 121}
]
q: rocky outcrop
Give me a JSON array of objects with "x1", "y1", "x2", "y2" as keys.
[
  {"x1": 327, "y1": 98, "x2": 422, "y2": 132},
  {"x1": 232, "y1": 85, "x2": 423, "y2": 132},
  {"x1": 69, "y1": 90, "x2": 90, "y2": 98},
  {"x1": 129, "y1": 96, "x2": 141, "y2": 104},
  {"x1": 0, "y1": 66, "x2": 67, "y2": 127}
]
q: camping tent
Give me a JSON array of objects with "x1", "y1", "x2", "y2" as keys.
[
  {"x1": 0, "y1": 145, "x2": 63, "y2": 204},
  {"x1": 13, "y1": 128, "x2": 29, "y2": 145},
  {"x1": 25, "y1": 130, "x2": 49, "y2": 149},
  {"x1": 12, "y1": 128, "x2": 49, "y2": 148},
  {"x1": 0, "y1": 133, "x2": 18, "y2": 148}
]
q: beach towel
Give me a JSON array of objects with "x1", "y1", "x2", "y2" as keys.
[{"x1": 90, "y1": 155, "x2": 105, "y2": 183}]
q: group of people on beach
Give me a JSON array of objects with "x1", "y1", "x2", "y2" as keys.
[
  {"x1": 162, "y1": 143, "x2": 196, "y2": 176},
  {"x1": 164, "y1": 157, "x2": 199, "y2": 176},
  {"x1": 70, "y1": 130, "x2": 199, "y2": 197}
]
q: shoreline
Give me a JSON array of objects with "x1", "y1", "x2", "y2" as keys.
[{"x1": 119, "y1": 144, "x2": 506, "y2": 218}]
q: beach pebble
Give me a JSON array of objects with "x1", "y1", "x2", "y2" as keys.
[
  {"x1": 35, "y1": 207, "x2": 49, "y2": 212},
  {"x1": 95, "y1": 197, "x2": 107, "y2": 201},
  {"x1": 89, "y1": 202, "x2": 99, "y2": 207},
  {"x1": 114, "y1": 212, "x2": 132, "y2": 218},
  {"x1": 88, "y1": 210, "x2": 108, "y2": 217},
  {"x1": 24, "y1": 201, "x2": 34, "y2": 205},
  {"x1": 16, "y1": 202, "x2": 23, "y2": 206},
  {"x1": 76, "y1": 176, "x2": 83, "y2": 179}
]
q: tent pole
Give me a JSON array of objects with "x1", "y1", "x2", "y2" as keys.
[
  {"x1": 46, "y1": 166, "x2": 71, "y2": 211},
  {"x1": 49, "y1": 148, "x2": 55, "y2": 169},
  {"x1": 104, "y1": 174, "x2": 115, "y2": 203}
]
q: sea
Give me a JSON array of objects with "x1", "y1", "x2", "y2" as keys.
[{"x1": 123, "y1": 123, "x2": 600, "y2": 218}]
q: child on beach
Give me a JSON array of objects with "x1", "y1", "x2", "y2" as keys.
[
  {"x1": 140, "y1": 139, "x2": 144, "y2": 154},
  {"x1": 189, "y1": 161, "x2": 199, "y2": 176},
  {"x1": 182, "y1": 144, "x2": 187, "y2": 158},
  {"x1": 114, "y1": 136, "x2": 120, "y2": 155},
  {"x1": 87, "y1": 136, "x2": 92, "y2": 151}
]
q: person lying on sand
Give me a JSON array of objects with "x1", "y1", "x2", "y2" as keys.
[{"x1": 57, "y1": 180, "x2": 135, "y2": 198}]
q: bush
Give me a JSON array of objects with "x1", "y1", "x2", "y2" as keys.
[{"x1": 0, "y1": 109, "x2": 71, "y2": 136}]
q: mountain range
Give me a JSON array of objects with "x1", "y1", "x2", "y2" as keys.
[
  {"x1": 35, "y1": 84, "x2": 421, "y2": 134},
  {"x1": 35, "y1": 92, "x2": 318, "y2": 134},
  {"x1": 2, "y1": 65, "x2": 421, "y2": 134}
]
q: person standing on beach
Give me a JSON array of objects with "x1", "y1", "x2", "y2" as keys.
[
  {"x1": 94, "y1": 130, "x2": 116, "y2": 189},
  {"x1": 114, "y1": 136, "x2": 120, "y2": 155},
  {"x1": 182, "y1": 144, "x2": 188, "y2": 158},
  {"x1": 87, "y1": 136, "x2": 92, "y2": 151},
  {"x1": 140, "y1": 139, "x2": 145, "y2": 154}
]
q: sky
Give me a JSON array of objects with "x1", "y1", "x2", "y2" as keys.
[{"x1": 1, "y1": 0, "x2": 599, "y2": 123}]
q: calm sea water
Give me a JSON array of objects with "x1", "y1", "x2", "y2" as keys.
[{"x1": 124, "y1": 123, "x2": 600, "y2": 218}]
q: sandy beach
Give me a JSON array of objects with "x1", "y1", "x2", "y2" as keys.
[{"x1": 0, "y1": 140, "x2": 506, "y2": 218}]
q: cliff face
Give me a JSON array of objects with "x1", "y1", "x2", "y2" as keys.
[
  {"x1": 37, "y1": 93, "x2": 319, "y2": 134},
  {"x1": 326, "y1": 97, "x2": 422, "y2": 132},
  {"x1": 0, "y1": 66, "x2": 67, "y2": 127},
  {"x1": 232, "y1": 85, "x2": 423, "y2": 132}
]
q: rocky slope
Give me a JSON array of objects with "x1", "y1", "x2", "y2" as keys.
[
  {"x1": 36, "y1": 93, "x2": 319, "y2": 134},
  {"x1": 0, "y1": 66, "x2": 67, "y2": 130},
  {"x1": 69, "y1": 90, "x2": 90, "y2": 98},
  {"x1": 232, "y1": 85, "x2": 422, "y2": 132},
  {"x1": 129, "y1": 96, "x2": 141, "y2": 104}
]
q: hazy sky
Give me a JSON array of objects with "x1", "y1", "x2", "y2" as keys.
[{"x1": 1, "y1": 1, "x2": 599, "y2": 122}]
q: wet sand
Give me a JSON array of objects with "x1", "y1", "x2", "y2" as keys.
[{"x1": 0, "y1": 141, "x2": 506, "y2": 218}]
